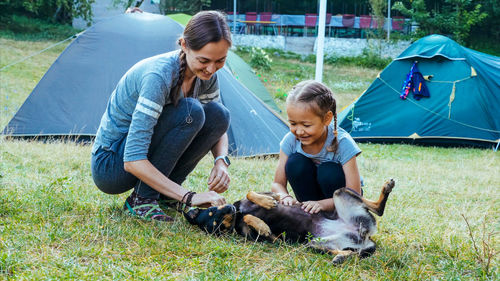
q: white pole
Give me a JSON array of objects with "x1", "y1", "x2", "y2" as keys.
[
  {"x1": 387, "y1": 0, "x2": 391, "y2": 40},
  {"x1": 315, "y1": 0, "x2": 327, "y2": 82},
  {"x1": 233, "y1": 0, "x2": 237, "y2": 35}
]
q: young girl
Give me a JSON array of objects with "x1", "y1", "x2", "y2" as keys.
[
  {"x1": 91, "y1": 11, "x2": 232, "y2": 222},
  {"x1": 271, "y1": 80, "x2": 362, "y2": 214}
]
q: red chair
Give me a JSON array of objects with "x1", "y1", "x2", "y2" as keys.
[
  {"x1": 305, "y1": 13, "x2": 318, "y2": 36},
  {"x1": 359, "y1": 15, "x2": 372, "y2": 38},
  {"x1": 259, "y1": 12, "x2": 274, "y2": 35},
  {"x1": 325, "y1": 13, "x2": 332, "y2": 36},
  {"x1": 245, "y1": 12, "x2": 257, "y2": 34},
  {"x1": 359, "y1": 15, "x2": 372, "y2": 28},
  {"x1": 337, "y1": 14, "x2": 355, "y2": 37},
  {"x1": 342, "y1": 14, "x2": 355, "y2": 28},
  {"x1": 392, "y1": 16, "x2": 405, "y2": 31}
]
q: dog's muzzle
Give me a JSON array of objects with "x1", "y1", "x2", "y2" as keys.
[{"x1": 184, "y1": 204, "x2": 237, "y2": 235}]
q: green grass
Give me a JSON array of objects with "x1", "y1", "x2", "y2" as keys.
[{"x1": 1, "y1": 36, "x2": 499, "y2": 280}]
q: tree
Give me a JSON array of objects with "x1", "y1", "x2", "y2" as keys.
[
  {"x1": 114, "y1": 0, "x2": 211, "y2": 15},
  {"x1": 0, "y1": 0, "x2": 94, "y2": 24},
  {"x1": 393, "y1": 0, "x2": 487, "y2": 44}
]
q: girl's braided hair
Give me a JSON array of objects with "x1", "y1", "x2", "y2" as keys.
[
  {"x1": 286, "y1": 80, "x2": 339, "y2": 153},
  {"x1": 173, "y1": 11, "x2": 232, "y2": 106}
]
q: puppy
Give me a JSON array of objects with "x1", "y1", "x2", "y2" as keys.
[{"x1": 185, "y1": 179, "x2": 395, "y2": 264}]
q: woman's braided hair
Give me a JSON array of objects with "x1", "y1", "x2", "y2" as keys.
[
  {"x1": 173, "y1": 11, "x2": 232, "y2": 106},
  {"x1": 286, "y1": 80, "x2": 339, "y2": 153}
]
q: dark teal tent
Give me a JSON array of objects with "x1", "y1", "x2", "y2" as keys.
[
  {"x1": 2, "y1": 12, "x2": 289, "y2": 157},
  {"x1": 338, "y1": 34, "x2": 500, "y2": 148}
]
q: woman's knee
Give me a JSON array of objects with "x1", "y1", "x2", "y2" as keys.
[
  {"x1": 179, "y1": 98, "x2": 205, "y2": 129},
  {"x1": 203, "y1": 101, "x2": 230, "y2": 132}
]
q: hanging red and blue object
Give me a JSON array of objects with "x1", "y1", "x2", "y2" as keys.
[{"x1": 400, "y1": 61, "x2": 430, "y2": 100}]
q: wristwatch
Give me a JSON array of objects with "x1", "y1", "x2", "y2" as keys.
[{"x1": 214, "y1": 155, "x2": 231, "y2": 167}]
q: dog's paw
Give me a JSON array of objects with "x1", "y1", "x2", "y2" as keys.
[
  {"x1": 243, "y1": 215, "x2": 272, "y2": 237},
  {"x1": 382, "y1": 179, "x2": 395, "y2": 194},
  {"x1": 259, "y1": 196, "x2": 277, "y2": 210},
  {"x1": 332, "y1": 254, "x2": 348, "y2": 265},
  {"x1": 247, "y1": 191, "x2": 277, "y2": 209}
]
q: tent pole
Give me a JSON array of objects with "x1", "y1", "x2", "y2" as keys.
[{"x1": 315, "y1": 0, "x2": 327, "y2": 82}]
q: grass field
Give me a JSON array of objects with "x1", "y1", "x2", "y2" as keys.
[{"x1": 0, "y1": 35, "x2": 498, "y2": 280}]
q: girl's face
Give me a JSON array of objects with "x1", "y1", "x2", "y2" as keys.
[
  {"x1": 287, "y1": 102, "x2": 333, "y2": 148},
  {"x1": 181, "y1": 39, "x2": 230, "y2": 80}
]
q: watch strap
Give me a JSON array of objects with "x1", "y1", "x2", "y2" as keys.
[{"x1": 214, "y1": 155, "x2": 230, "y2": 166}]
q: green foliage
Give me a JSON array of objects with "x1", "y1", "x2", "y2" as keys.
[
  {"x1": 244, "y1": 46, "x2": 390, "y2": 71},
  {"x1": 0, "y1": 14, "x2": 80, "y2": 41},
  {"x1": 324, "y1": 51, "x2": 391, "y2": 70},
  {"x1": 368, "y1": 0, "x2": 388, "y2": 40},
  {"x1": 274, "y1": 88, "x2": 288, "y2": 101},
  {"x1": 159, "y1": 0, "x2": 211, "y2": 15},
  {"x1": 393, "y1": 0, "x2": 488, "y2": 44},
  {"x1": 0, "y1": 0, "x2": 94, "y2": 24},
  {"x1": 249, "y1": 47, "x2": 272, "y2": 71}
]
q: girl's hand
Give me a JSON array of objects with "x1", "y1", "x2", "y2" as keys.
[
  {"x1": 301, "y1": 201, "x2": 323, "y2": 214},
  {"x1": 208, "y1": 162, "x2": 230, "y2": 193},
  {"x1": 279, "y1": 193, "x2": 297, "y2": 206},
  {"x1": 191, "y1": 191, "x2": 227, "y2": 208}
]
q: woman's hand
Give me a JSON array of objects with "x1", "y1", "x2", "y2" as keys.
[
  {"x1": 208, "y1": 162, "x2": 230, "y2": 193},
  {"x1": 301, "y1": 201, "x2": 323, "y2": 214},
  {"x1": 191, "y1": 191, "x2": 227, "y2": 208},
  {"x1": 279, "y1": 193, "x2": 297, "y2": 206}
]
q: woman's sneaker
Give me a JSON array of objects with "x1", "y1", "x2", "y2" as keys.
[{"x1": 124, "y1": 191, "x2": 174, "y2": 222}]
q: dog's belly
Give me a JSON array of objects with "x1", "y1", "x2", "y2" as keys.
[{"x1": 315, "y1": 218, "x2": 356, "y2": 237}]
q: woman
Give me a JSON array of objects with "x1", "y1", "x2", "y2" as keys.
[{"x1": 91, "y1": 11, "x2": 232, "y2": 222}]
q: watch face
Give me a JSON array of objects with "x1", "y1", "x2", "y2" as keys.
[{"x1": 224, "y1": 156, "x2": 231, "y2": 166}]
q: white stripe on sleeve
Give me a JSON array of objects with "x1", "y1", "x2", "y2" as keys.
[
  {"x1": 136, "y1": 104, "x2": 160, "y2": 119},
  {"x1": 138, "y1": 96, "x2": 163, "y2": 113},
  {"x1": 199, "y1": 89, "x2": 220, "y2": 100}
]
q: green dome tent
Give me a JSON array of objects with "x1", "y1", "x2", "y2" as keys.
[
  {"x1": 2, "y1": 12, "x2": 288, "y2": 157},
  {"x1": 338, "y1": 34, "x2": 500, "y2": 148}
]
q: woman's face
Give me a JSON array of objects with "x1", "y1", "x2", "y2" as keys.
[{"x1": 182, "y1": 39, "x2": 230, "y2": 80}]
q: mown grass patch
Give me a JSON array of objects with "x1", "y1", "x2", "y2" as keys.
[
  {"x1": 0, "y1": 36, "x2": 498, "y2": 280},
  {"x1": 1, "y1": 140, "x2": 498, "y2": 279}
]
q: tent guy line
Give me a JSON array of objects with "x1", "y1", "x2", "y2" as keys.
[{"x1": 0, "y1": 32, "x2": 82, "y2": 72}]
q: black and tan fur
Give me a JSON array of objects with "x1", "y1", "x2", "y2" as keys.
[{"x1": 185, "y1": 179, "x2": 395, "y2": 264}]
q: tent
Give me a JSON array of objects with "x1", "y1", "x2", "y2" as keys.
[
  {"x1": 2, "y1": 12, "x2": 289, "y2": 157},
  {"x1": 338, "y1": 34, "x2": 500, "y2": 148}
]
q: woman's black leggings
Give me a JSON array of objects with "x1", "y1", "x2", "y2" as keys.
[{"x1": 285, "y1": 152, "x2": 346, "y2": 202}]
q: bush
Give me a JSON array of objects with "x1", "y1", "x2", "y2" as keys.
[
  {"x1": 0, "y1": 0, "x2": 93, "y2": 24},
  {"x1": 323, "y1": 49, "x2": 391, "y2": 70},
  {"x1": 249, "y1": 47, "x2": 272, "y2": 71},
  {"x1": 0, "y1": 14, "x2": 80, "y2": 41},
  {"x1": 274, "y1": 88, "x2": 288, "y2": 101}
]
